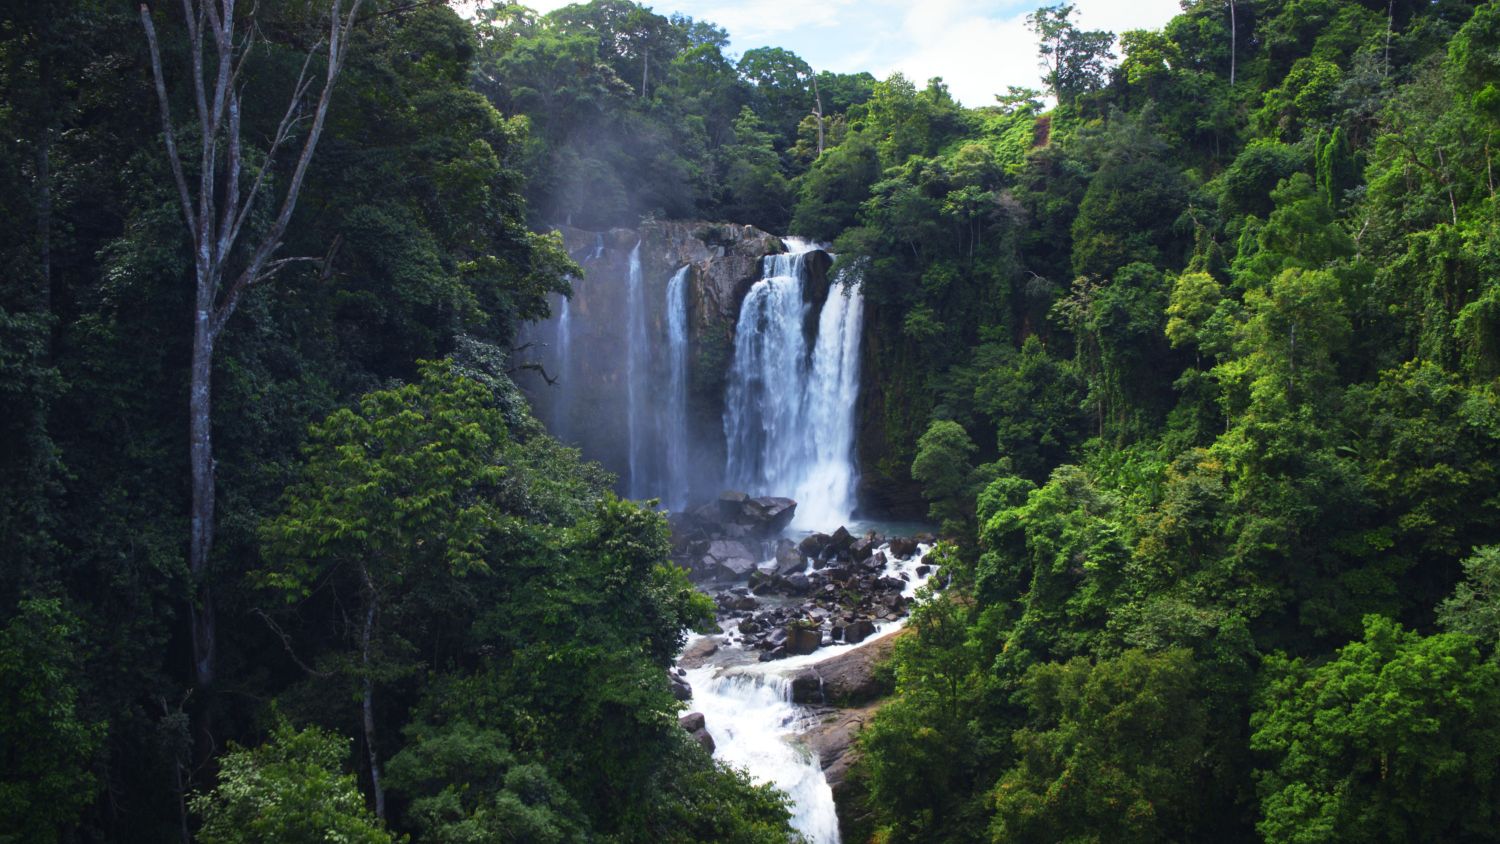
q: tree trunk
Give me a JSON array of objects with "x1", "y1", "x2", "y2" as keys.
[
  {"x1": 1228, "y1": 0, "x2": 1236, "y2": 85},
  {"x1": 812, "y1": 73, "x2": 825, "y2": 157},
  {"x1": 188, "y1": 304, "x2": 216, "y2": 688},
  {"x1": 360, "y1": 579, "x2": 385, "y2": 820}
]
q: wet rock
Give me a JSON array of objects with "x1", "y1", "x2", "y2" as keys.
[
  {"x1": 794, "y1": 632, "x2": 900, "y2": 705},
  {"x1": 916, "y1": 564, "x2": 931, "y2": 577},
  {"x1": 670, "y1": 673, "x2": 693, "y2": 701},
  {"x1": 680, "y1": 712, "x2": 716, "y2": 753},
  {"x1": 705, "y1": 540, "x2": 757, "y2": 580},
  {"x1": 786, "y1": 625, "x2": 822, "y2": 656},
  {"x1": 850, "y1": 537, "x2": 878, "y2": 562},
  {"x1": 888, "y1": 537, "x2": 919, "y2": 559},
  {"x1": 791, "y1": 672, "x2": 824, "y2": 704},
  {"x1": 738, "y1": 619, "x2": 761, "y2": 635},
  {"x1": 828, "y1": 526, "x2": 854, "y2": 553},
  {"x1": 774, "y1": 539, "x2": 805, "y2": 575},
  {"x1": 844, "y1": 619, "x2": 876, "y2": 645},
  {"x1": 743, "y1": 496, "x2": 798, "y2": 535},
  {"x1": 731, "y1": 594, "x2": 759, "y2": 611},
  {"x1": 760, "y1": 645, "x2": 787, "y2": 662},
  {"x1": 678, "y1": 638, "x2": 719, "y2": 668},
  {"x1": 783, "y1": 573, "x2": 811, "y2": 596},
  {"x1": 799, "y1": 533, "x2": 831, "y2": 557},
  {"x1": 717, "y1": 490, "x2": 749, "y2": 519}
]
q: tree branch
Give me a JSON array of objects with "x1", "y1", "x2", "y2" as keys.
[
  {"x1": 139, "y1": 5, "x2": 198, "y2": 233},
  {"x1": 251, "y1": 608, "x2": 333, "y2": 678}
]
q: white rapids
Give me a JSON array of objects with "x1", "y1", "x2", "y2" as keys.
[{"x1": 680, "y1": 542, "x2": 934, "y2": 844}]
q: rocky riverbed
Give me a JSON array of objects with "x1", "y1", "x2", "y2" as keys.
[{"x1": 668, "y1": 492, "x2": 939, "y2": 843}]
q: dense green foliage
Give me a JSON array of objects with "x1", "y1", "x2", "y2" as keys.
[
  {"x1": 838, "y1": 1, "x2": 1500, "y2": 842},
  {"x1": 7, "y1": 0, "x2": 1500, "y2": 840},
  {"x1": 0, "y1": 2, "x2": 794, "y2": 841}
]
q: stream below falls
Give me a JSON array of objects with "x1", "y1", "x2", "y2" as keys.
[{"x1": 679, "y1": 541, "x2": 934, "y2": 844}]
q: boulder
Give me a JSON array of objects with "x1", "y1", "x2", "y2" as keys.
[
  {"x1": 705, "y1": 540, "x2": 758, "y2": 580},
  {"x1": 670, "y1": 673, "x2": 693, "y2": 702},
  {"x1": 677, "y1": 637, "x2": 719, "y2": 669},
  {"x1": 844, "y1": 619, "x2": 876, "y2": 645},
  {"x1": 849, "y1": 537, "x2": 878, "y2": 562},
  {"x1": 799, "y1": 533, "x2": 831, "y2": 557},
  {"x1": 744, "y1": 497, "x2": 798, "y2": 534},
  {"x1": 679, "y1": 712, "x2": 715, "y2": 754},
  {"x1": 827, "y1": 526, "x2": 854, "y2": 553},
  {"x1": 791, "y1": 672, "x2": 824, "y2": 704},
  {"x1": 717, "y1": 490, "x2": 749, "y2": 519},
  {"x1": 774, "y1": 539, "x2": 805, "y2": 575},
  {"x1": 783, "y1": 573, "x2": 812, "y2": 596},
  {"x1": 792, "y1": 631, "x2": 901, "y2": 706},
  {"x1": 888, "y1": 537, "x2": 919, "y2": 559},
  {"x1": 786, "y1": 625, "x2": 822, "y2": 656}
]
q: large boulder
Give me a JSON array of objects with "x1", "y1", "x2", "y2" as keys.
[
  {"x1": 844, "y1": 619, "x2": 876, "y2": 645},
  {"x1": 888, "y1": 537, "x2": 919, "y2": 559},
  {"x1": 791, "y1": 630, "x2": 901, "y2": 706},
  {"x1": 702, "y1": 540, "x2": 757, "y2": 580},
  {"x1": 743, "y1": 496, "x2": 798, "y2": 536},
  {"x1": 799, "y1": 533, "x2": 831, "y2": 557},
  {"x1": 717, "y1": 490, "x2": 749, "y2": 519},
  {"x1": 678, "y1": 637, "x2": 719, "y2": 669},
  {"x1": 680, "y1": 712, "x2": 715, "y2": 754},
  {"x1": 774, "y1": 539, "x2": 805, "y2": 575},
  {"x1": 786, "y1": 625, "x2": 822, "y2": 656},
  {"x1": 827, "y1": 526, "x2": 854, "y2": 554}
]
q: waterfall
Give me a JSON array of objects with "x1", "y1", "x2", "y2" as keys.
[
  {"x1": 625, "y1": 241, "x2": 650, "y2": 499},
  {"x1": 723, "y1": 240, "x2": 864, "y2": 528},
  {"x1": 663, "y1": 266, "x2": 691, "y2": 510},
  {"x1": 682, "y1": 667, "x2": 842, "y2": 843}
]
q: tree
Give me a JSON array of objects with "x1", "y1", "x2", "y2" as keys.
[
  {"x1": 138, "y1": 0, "x2": 364, "y2": 691},
  {"x1": 1026, "y1": 4, "x2": 1115, "y2": 106},
  {"x1": 260, "y1": 363, "x2": 511, "y2": 818},
  {"x1": 190, "y1": 719, "x2": 393, "y2": 844},
  {"x1": 991, "y1": 649, "x2": 1208, "y2": 843},
  {"x1": 1251, "y1": 616, "x2": 1500, "y2": 841},
  {"x1": 0, "y1": 598, "x2": 103, "y2": 843}
]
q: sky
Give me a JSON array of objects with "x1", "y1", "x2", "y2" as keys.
[{"x1": 490, "y1": 0, "x2": 1187, "y2": 107}]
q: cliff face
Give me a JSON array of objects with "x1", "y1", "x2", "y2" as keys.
[{"x1": 533, "y1": 222, "x2": 789, "y2": 501}]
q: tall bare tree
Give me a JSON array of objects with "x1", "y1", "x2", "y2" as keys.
[{"x1": 138, "y1": 0, "x2": 363, "y2": 691}]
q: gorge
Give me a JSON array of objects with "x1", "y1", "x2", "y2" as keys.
[{"x1": 518, "y1": 224, "x2": 908, "y2": 843}]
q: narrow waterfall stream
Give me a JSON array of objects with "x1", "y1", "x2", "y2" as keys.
[
  {"x1": 625, "y1": 241, "x2": 649, "y2": 499},
  {"x1": 663, "y1": 266, "x2": 691, "y2": 511}
]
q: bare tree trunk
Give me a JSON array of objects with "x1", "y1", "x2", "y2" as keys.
[
  {"x1": 812, "y1": 72, "x2": 825, "y2": 157},
  {"x1": 139, "y1": 0, "x2": 363, "y2": 693},
  {"x1": 188, "y1": 314, "x2": 216, "y2": 685},
  {"x1": 360, "y1": 571, "x2": 385, "y2": 820},
  {"x1": 1384, "y1": 0, "x2": 1394, "y2": 75},
  {"x1": 1228, "y1": 0, "x2": 1236, "y2": 85}
]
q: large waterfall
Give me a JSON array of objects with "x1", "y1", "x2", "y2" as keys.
[
  {"x1": 723, "y1": 239, "x2": 865, "y2": 528},
  {"x1": 517, "y1": 228, "x2": 863, "y2": 522}
]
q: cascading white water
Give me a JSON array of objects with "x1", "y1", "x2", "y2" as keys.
[
  {"x1": 625, "y1": 241, "x2": 649, "y2": 499},
  {"x1": 723, "y1": 239, "x2": 865, "y2": 528},
  {"x1": 683, "y1": 667, "x2": 842, "y2": 843},
  {"x1": 662, "y1": 266, "x2": 691, "y2": 510}
]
